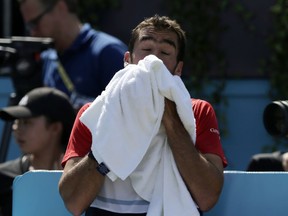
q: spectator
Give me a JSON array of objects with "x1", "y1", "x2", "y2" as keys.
[
  {"x1": 247, "y1": 100, "x2": 288, "y2": 172},
  {"x1": 0, "y1": 87, "x2": 76, "y2": 216},
  {"x1": 247, "y1": 151, "x2": 288, "y2": 171},
  {"x1": 58, "y1": 15, "x2": 227, "y2": 216},
  {"x1": 18, "y1": 0, "x2": 127, "y2": 110}
]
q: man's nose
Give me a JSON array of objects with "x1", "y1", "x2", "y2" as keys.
[{"x1": 151, "y1": 51, "x2": 161, "y2": 58}]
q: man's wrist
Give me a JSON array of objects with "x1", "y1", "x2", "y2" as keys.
[
  {"x1": 87, "y1": 151, "x2": 110, "y2": 176},
  {"x1": 88, "y1": 150, "x2": 96, "y2": 161}
]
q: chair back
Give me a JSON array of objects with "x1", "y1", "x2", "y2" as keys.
[
  {"x1": 13, "y1": 170, "x2": 72, "y2": 216},
  {"x1": 204, "y1": 171, "x2": 288, "y2": 216}
]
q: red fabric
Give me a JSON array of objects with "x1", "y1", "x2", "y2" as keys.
[
  {"x1": 62, "y1": 99, "x2": 227, "y2": 167},
  {"x1": 192, "y1": 99, "x2": 227, "y2": 166}
]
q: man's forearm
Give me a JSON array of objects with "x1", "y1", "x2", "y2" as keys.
[
  {"x1": 168, "y1": 129, "x2": 224, "y2": 211},
  {"x1": 162, "y1": 99, "x2": 224, "y2": 211},
  {"x1": 59, "y1": 156, "x2": 105, "y2": 215}
]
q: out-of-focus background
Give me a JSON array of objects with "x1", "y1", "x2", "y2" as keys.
[{"x1": 1, "y1": 0, "x2": 287, "y2": 170}]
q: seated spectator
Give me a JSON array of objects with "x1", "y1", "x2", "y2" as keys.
[
  {"x1": 247, "y1": 151, "x2": 288, "y2": 171},
  {"x1": 0, "y1": 87, "x2": 76, "y2": 216}
]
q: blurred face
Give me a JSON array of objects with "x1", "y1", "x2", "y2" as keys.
[
  {"x1": 125, "y1": 28, "x2": 183, "y2": 75},
  {"x1": 12, "y1": 116, "x2": 56, "y2": 154},
  {"x1": 20, "y1": 0, "x2": 57, "y2": 37}
]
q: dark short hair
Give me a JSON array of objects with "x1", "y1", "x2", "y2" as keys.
[{"x1": 128, "y1": 14, "x2": 187, "y2": 62}]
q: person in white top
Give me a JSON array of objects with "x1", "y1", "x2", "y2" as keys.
[{"x1": 58, "y1": 15, "x2": 227, "y2": 216}]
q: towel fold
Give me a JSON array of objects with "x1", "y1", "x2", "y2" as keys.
[{"x1": 80, "y1": 55, "x2": 199, "y2": 216}]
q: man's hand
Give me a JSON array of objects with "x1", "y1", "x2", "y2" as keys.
[{"x1": 162, "y1": 98, "x2": 181, "y2": 130}]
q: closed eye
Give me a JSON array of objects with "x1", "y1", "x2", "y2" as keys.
[{"x1": 161, "y1": 51, "x2": 170, "y2": 55}]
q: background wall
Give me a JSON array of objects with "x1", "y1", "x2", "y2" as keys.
[
  {"x1": 219, "y1": 0, "x2": 273, "y2": 78},
  {"x1": 219, "y1": 80, "x2": 274, "y2": 170}
]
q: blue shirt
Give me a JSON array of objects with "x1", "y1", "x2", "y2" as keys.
[{"x1": 41, "y1": 24, "x2": 127, "y2": 109}]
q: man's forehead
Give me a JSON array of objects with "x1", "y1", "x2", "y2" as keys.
[
  {"x1": 138, "y1": 28, "x2": 178, "y2": 46},
  {"x1": 139, "y1": 28, "x2": 177, "y2": 38}
]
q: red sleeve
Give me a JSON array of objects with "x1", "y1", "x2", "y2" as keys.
[
  {"x1": 192, "y1": 99, "x2": 228, "y2": 167},
  {"x1": 61, "y1": 103, "x2": 92, "y2": 167}
]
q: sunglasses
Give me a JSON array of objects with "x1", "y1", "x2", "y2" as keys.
[{"x1": 25, "y1": 4, "x2": 55, "y2": 32}]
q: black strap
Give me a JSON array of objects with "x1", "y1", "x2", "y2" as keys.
[{"x1": 88, "y1": 151, "x2": 110, "y2": 176}]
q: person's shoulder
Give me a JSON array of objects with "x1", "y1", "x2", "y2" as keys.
[
  {"x1": 84, "y1": 24, "x2": 127, "y2": 48},
  {"x1": 77, "y1": 102, "x2": 92, "y2": 116},
  {"x1": 192, "y1": 98, "x2": 213, "y2": 108},
  {"x1": 82, "y1": 102, "x2": 92, "y2": 110},
  {"x1": 0, "y1": 156, "x2": 29, "y2": 177},
  {"x1": 192, "y1": 98, "x2": 216, "y2": 116},
  {"x1": 98, "y1": 32, "x2": 127, "y2": 48}
]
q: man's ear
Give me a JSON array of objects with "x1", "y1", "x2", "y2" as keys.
[
  {"x1": 124, "y1": 51, "x2": 131, "y2": 65},
  {"x1": 174, "y1": 61, "x2": 183, "y2": 76}
]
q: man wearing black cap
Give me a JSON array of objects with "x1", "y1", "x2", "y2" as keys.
[{"x1": 0, "y1": 87, "x2": 75, "y2": 216}]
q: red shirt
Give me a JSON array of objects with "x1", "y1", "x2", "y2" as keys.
[{"x1": 62, "y1": 99, "x2": 228, "y2": 167}]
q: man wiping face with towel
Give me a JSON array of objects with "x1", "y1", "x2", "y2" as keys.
[{"x1": 59, "y1": 15, "x2": 228, "y2": 216}]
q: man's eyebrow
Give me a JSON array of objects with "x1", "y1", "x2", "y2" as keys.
[
  {"x1": 139, "y1": 36, "x2": 176, "y2": 49},
  {"x1": 139, "y1": 35, "x2": 155, "y2": 42},
  {"x1": 163, "y1": 38, "x2": 176, "y2": 49}
]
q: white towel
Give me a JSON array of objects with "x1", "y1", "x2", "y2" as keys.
[{"x1": 80, "y1": 55, "x2": 199, "y2": 216}]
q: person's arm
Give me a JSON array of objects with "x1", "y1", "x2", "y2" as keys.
[
  {"x1": 59, "y1": 155, "x2": 105, "y2": 216},
  {"x1": 58, "y1": 103, "x2": 105, "y2": 215},
  {"x1": 162, "y1": 99, "x2": 224, "y2": 212}
]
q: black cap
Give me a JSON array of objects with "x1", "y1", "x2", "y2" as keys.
[
  {"x1": 0, "y1": 87, "x2": 76, "y2": 146},
  {"x1": 0, "y1": 87, "x2": 74, "y2": 121}
]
